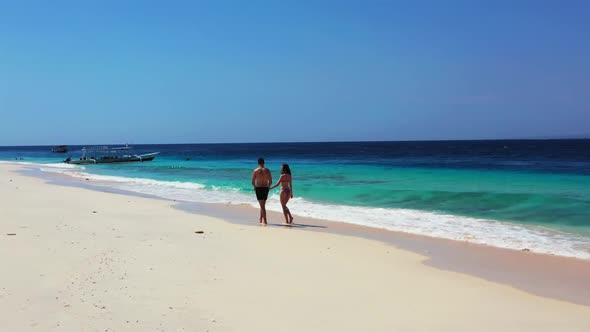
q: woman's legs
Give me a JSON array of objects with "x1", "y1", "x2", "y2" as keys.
[{"x1": 280, "y1": 191, "x2": 293, "y2": 224}]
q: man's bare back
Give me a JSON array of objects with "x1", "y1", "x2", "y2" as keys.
[{"x1": 252, "y1": 167, "x2": 272, "y2": 187}]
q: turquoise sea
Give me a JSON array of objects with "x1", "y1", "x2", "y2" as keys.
[{"x1": 2, "y1": 140, "x2": 590, "y2": 259}]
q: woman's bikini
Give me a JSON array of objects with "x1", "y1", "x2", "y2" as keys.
[{"x1": 280, "y1": 175, "x2": 291, "y2": 195}]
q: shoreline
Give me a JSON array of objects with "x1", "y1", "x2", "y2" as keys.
[
  {"x1": 10, "y1": 160, "x2": 590, "y2": 260},
  {"x1": 177, "y1": 202, "x2": 590, "y2": 306},
  {"x1": 11, "y1": 162, "x2": 590, "y2": 306},
  {"x1": 3, "y1": 163, "x2": 590, "y2": 331}
]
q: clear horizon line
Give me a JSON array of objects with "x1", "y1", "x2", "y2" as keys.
[{"x1": 2, "y1": 136, "x2": 589, "y2": 148}]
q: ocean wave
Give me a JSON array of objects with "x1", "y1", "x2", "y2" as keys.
[
  {"x1": 264, "y1": 196, "x2": 590, "y2": 259},
  {"x1": 41, "y1": 163, "x2": 83, "y2": 169},
  {"x1": 41, "y1": 167, "x2": 207, "y2": 191},
  {"x1": 0, "y1": 161, "x2": 37, "y2": 165},
  {"x1": 36, "y1": 163, "x2": 590, "y2": 260},
  {"x1": 0, "y1": 160, "x2": 85, "y2": 170}
]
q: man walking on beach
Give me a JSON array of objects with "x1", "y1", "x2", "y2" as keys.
[{"x1": 252, "y1": 157, "x2": 272, "y2": 225}]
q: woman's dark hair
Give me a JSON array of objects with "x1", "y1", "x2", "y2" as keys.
[{"x1": 281, "y1": 164, "x2": 291, "y2": 175}]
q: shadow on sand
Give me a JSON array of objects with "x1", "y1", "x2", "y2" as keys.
[{"x1": 267, "y1": 223, "x2": 327, "y2": 229}]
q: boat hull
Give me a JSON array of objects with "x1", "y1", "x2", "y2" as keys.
[{"x1": 66, "y1": 152, "x2": 159, "y2": 165}]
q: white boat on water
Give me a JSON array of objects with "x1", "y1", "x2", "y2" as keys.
[{"x1": 64, "y1": 146, "x2": 160, "y2": 165}]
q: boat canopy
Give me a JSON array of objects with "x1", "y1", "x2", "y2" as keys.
[{"x1": 82, "y1": 145, "x2": 132, "y2": 151}]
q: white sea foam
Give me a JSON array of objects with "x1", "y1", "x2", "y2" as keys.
[
  {"x1": 41, "y1": 167, "x2": 208, "y2": 191},
  {"x1": 41, "y1": 163, "x2": 82, "y2": 169},
  {"x1": 0, "y1": 161, "x2": 36, "y2": 166},
  {"x1": 263, "y1": 195, "x2": 590, "y2": 259},
  {"x1": 36, "y1": 163, "x2": 590, "y2": 260}
]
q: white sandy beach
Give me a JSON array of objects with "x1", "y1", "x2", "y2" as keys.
[{"x1": 1, "y1": 164, "x2": 590, "y2": 332}]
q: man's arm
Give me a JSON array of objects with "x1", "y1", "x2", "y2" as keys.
[
  {"x1": 267, "y1": 170, "x2": 272, "y2": 188},
  {"x1": 251, "y1": 170, "x2": 257, "y2": 188}
]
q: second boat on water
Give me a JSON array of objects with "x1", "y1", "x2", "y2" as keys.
[
  {"x1": 64, "y1": 146, "x2": 160, "y2": 165},
  {"x1": 51, "y1": 145, "x2": 68, "y2": 153}
]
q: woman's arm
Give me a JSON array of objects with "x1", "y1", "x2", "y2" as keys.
[
  {"x1": 289, "y1": 177, "x2": 293, "y2": 198},
  {"x1": 269, "y1": 174, "x2": 283, "y2": 190}
]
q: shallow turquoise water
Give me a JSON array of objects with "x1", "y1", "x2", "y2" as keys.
[
  {"x1": 35, "y1": 156, "x2": 587, "y2": 236},
  {"x1": 2, "y1": 141, "x2": 590, "y2": 257}
]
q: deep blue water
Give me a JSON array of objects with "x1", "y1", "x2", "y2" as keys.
[{"x1": 3, "y1": 139, "x2": 590, "y2": 174}]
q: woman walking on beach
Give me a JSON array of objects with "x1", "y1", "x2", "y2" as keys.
[{"x1": 270, "y1": 164, "x2": 294, "y2": 224}]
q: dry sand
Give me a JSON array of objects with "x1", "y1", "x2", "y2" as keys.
[{"x1": 1, "y1": 164, "x2": 590, "y2": 331}]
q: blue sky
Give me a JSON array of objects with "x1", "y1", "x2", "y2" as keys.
[{"x1": 1, "y1": 0, "x2": 589, "y2": 145}]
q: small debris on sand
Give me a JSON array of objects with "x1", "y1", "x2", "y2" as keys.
[
  {"x1": 521, "y1": 248, "x2": 530, "y2": 252},
  {"x1": 92, "y1": 211, "x2": 97, "y2": 214},
  {"x1": 6, "y1": 233, "x2": 16, "y2": 236},
  {"x1": 194, "y1": 231, "x2": 204, "y2": 234}
]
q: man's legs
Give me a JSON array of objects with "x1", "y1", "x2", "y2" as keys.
[{"x1": 258, "y1": 200, "x2": 267, "y2": 225}]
